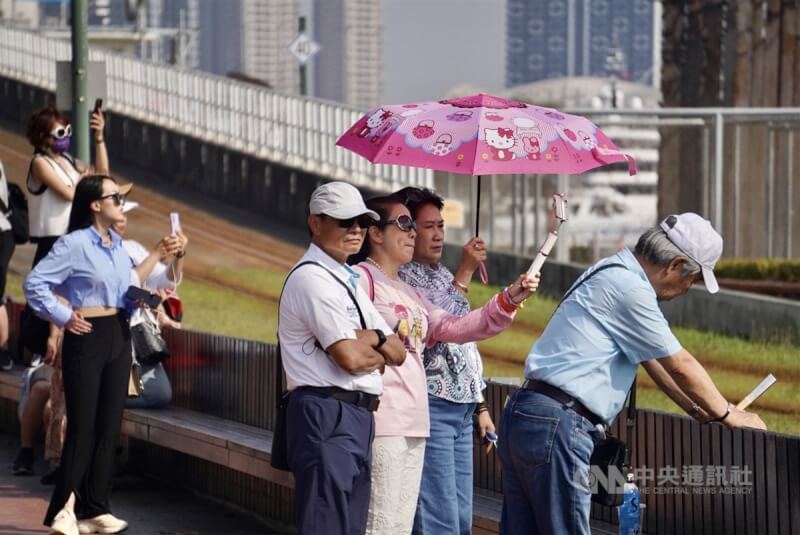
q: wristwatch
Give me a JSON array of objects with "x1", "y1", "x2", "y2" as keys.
[
  {"x1": 373, "y1": 329, "x2": 387, "y2": 348},
  {"x1": 712, "y1": 402, "x2": 733, "y2": 423}
]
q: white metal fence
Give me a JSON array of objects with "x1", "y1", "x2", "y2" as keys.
[
  {"x1": 2, "y1": 27, "x2": 799, "y2": 261},
  {"x1": 0, "y1": 26, "x2": 433, "y2": 192}
]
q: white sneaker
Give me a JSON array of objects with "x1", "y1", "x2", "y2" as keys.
[
  {"x1": 76, "y1": 514, "x2": 128, "y2": 534},
  {"x1": 49, "y1": 507, "x2": 78, "y2": 535}
]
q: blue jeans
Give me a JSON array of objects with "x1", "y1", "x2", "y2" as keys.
[
  {"x1": 125, "y1": 362, "x2": 172, "y2": 409},
  {"x1": 412, "y1": 396, "x2": 475, "y2": 535},
  {"x1": 498, "y1": 389, "x2": 601, "y2": 535}
]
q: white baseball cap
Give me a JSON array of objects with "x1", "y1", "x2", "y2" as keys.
[
  {"x1": 309, "y1": 182, "x2": 379, "y2": 221},
  {"x1": 659, "y1": 212, "x2": 723, "y2": 294},
  {"x1": 122, "y1": 201, "x2": 139, "y2": 214}
]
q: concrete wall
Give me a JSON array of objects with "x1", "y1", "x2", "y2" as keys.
[{"x1": 2, "y1": 75, "x2": 798, "y2": 344}]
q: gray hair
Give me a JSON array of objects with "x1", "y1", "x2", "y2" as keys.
[{"x1": 634, "y1": 228, "x2": 702, "y2": 278}]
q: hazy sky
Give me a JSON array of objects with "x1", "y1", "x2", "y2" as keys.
[{"x1": 382, "y1": 0, "x2": 506, "y2": 104}]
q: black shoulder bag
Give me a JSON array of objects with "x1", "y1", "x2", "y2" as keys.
[
  {"x1": 553, "y1": 262, "x2": 637, "y2": 507},
  {"x1": 271, "y1": 261, "x2": 367, "y2": 471}
]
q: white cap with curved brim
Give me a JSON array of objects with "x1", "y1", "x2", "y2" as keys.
[
  {"x1": 309, "y1": 182, "x2": 379, "y2": 221},
  {"x1": 122, "y1": 201, "x2": 139, "y2": 214},
  {"x1": 659, "y1": 212, "x2": 723, "y2": 294}
]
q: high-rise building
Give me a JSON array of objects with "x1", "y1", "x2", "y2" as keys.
[
  {"x1": 313, "y1": 0, "x2": 382, "y2": 110},
  {"x1": 506, "y1": 0, "x2": 658, "y2": 88},
  {"x1": 195, "y1": 0, "x2": 299, "y2": 93}
]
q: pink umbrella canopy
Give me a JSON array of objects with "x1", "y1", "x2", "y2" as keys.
[{"x1": 336, "y1": 93, "x2": 637, "y2": 176}]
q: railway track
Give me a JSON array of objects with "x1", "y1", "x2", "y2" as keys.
[{"x1": 0, "y1": 126, "x2": 302, "y2": 282}]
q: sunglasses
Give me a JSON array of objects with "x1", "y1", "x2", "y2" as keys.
[
  {"x1": 100, "y1": 192, "x2": 126, "y2": 206},
  {"x1": 50, "y1": 124, "x2": 72, "y2": 140},
  {"x1": 330, "y1": 214, "x2": 375, "y2": 229},
  {"x1": 377, "y1": 214, "x2": 416, "y2": 232}
]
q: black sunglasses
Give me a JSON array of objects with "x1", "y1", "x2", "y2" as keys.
[
  {"x1": 100, "y1": 192, "x2": 127, "y2": 206},
  {"x1": 330, "y1": 214, "x2": 375, "y2": 229},
  {"x1": 377, "y1": 214, "x2": 416, "y2": 232}
]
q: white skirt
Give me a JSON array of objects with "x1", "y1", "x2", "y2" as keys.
[{"x1": 366, "y1": 436, "x2": 427, "y2": 535}]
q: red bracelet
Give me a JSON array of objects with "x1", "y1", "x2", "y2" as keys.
[{"x1": 497, "y1": 291, "x2": 517, "y2": 314}]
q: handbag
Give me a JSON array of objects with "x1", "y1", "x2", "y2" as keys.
[
  {"x1": 589, "y1": 381, "x2": 636, "y2": 507},
  {"x1": 131, "y1": 312, "x2": 170, "y2": 366},
  {"x1": 271, "y1": 261, "x2": 367, "y2": 472}
]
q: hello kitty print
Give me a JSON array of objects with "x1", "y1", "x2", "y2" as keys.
[{"x1": 336, "y1": 93, "x2": 637, "y2": 177}]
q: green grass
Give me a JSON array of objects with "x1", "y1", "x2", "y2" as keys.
[{"x1": 177, "y1": 279, "x2": 278, "y2": 344}]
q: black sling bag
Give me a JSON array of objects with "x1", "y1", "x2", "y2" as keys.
[{"x1": 553, "y1": 263, "x2": 637, "y2": 507}]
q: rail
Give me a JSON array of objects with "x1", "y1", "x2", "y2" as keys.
[{"x1": 0, "y1": 26, "x2": 433, "y2": 193}]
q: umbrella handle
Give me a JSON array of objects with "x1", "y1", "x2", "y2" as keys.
[{"x1": 478, "y1": 261, "x2": 489, "y2": 285}]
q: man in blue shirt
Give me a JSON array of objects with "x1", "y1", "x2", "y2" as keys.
[{"x1": 498, "y1": 213, "x2": 767, "y2": 535}]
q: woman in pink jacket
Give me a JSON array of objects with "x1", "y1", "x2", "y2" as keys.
[{"x1": 348, "y1": 192, "x2": 540, "y2": 535}]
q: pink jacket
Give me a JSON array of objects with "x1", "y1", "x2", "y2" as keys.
[{"x1": 357, "y1": 263, "x2": 515, "y2": 437}]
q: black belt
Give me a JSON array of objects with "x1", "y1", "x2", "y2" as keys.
[
  {"x1": 300, "y1": 386, "x2": 381, "y2": 412},
  {"x1": 522, "y1": 379, "x2": 603, "y2": 427}
]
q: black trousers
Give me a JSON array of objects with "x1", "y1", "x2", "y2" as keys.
[{"x1": 44, "y1": 314, "x2": 132, "y2": 526}]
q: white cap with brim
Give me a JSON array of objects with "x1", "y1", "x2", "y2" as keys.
[
  {"x1": 122, "y1": 201, "x2": 139, "y2": 214},
  {"x1": 659, "y1": 212, "x2": 723, "y2": 294},
  {"x1": 309, "y1": 182, "x2": 379, "y2": 221}
]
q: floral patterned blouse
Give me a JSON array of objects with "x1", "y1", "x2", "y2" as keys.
[{"x1": 399, "y1": 261, "x2": 485, "y2": 403}]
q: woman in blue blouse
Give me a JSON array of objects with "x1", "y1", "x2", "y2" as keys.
[{"x1": 25, "y1": 175, "x2": 182, "y2": 535}]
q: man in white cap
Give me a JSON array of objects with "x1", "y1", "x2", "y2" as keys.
[
  {"x1": 498, "y1": 213, "x2": 767, "y2": 535},
  {"x1": 278, "y1": 181, "x2": 405, "y2": 535}
]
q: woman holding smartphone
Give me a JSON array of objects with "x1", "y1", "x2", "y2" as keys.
[
  {"x1": 348, "y1": 193, "x2": 540, "y2": 534},
  {"x1": 24, "y1": 175, "x2": 181, "y2": 535}
]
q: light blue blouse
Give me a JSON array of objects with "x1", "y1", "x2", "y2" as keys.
[{"x1": 24, "y1": 226, "x2": 134, "y2": 327}]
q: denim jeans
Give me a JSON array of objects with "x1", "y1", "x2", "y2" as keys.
[
  {"x1": 125, "y1": 362, "x2": 172, "y2": 409},
  {"x1": 412, "y1": 396, "x2": 476, "y2": 535},
  {"x1": 498, "y1": 389, "x2": 601, "y2": 535}
]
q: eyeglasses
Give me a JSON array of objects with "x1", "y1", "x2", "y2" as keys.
[
  {"x1": 50, "y1": 124, "x2": 72, "y2": 140},
  {"x1": 331, "y1": 214, "x2": 375, "y2": 229},
  {"x1": 100, "y1": 192, "x2": 126, "y2": 206},
  {"x1": 377, "y1": 214, "x2": 416, "y2": 232}
]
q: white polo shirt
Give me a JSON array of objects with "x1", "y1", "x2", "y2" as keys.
[{"x1": 278, "y1": 243, "x2": 392, "y2": 395}]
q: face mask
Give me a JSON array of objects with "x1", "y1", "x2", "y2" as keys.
[{"x1": 51, "y1": 137, "x2": 71, "y2": 154}]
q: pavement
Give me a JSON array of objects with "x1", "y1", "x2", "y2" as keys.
[{"x1": 0, "y1": 433, "x2": 288, "y2": 535}]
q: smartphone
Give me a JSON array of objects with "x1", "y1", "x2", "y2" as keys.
[
  {"x1": 125, "y1": 286, "x2": 162, "y2": 309},
  {"x1": 94, "y1": 98, "x2": 103, "y2": 113},
  {"x1": 170, "y1": 212, "x2": 181, "y2": 235}
]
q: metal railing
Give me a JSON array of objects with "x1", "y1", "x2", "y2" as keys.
[
  {"x1": 444, "y1": 109, "x2": 800, "y2": 261},
  {"x1": 2, "y1": 26, "x2": 799, "y2": 261},
  {"x1": 0, "y1": 26, "x2": 433, "y2": 193}
]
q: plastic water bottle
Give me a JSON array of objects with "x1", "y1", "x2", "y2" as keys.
[{"x1": 619, "y1": 473, "x2": 641, "y2": 535}]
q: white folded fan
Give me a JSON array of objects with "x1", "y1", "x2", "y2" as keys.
[{"x1": 736, "y1": 374, "x2": 777, "y2": 410}]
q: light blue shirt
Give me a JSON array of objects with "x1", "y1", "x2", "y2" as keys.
[
  {"x1": 24, "y1": 226, "x2": 134, "y2": 327},
  {"x1": 524, "y1": 248, "x2": 681, "y2": 424}
]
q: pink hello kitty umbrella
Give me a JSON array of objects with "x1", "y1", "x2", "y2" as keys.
[
  {"x1": 336, "y1": 93, "x2": 636, "y2": 237},
  {"x1": 336, "y1": 93, "x2": 637, "y2": 282}
]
